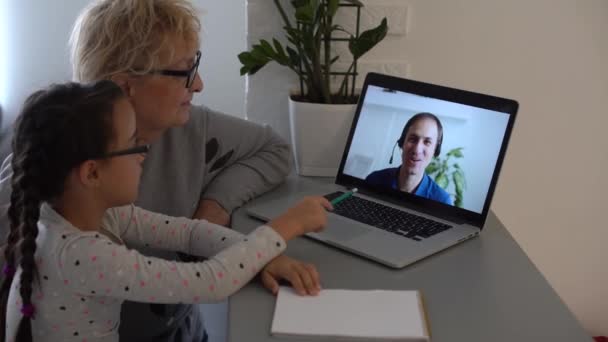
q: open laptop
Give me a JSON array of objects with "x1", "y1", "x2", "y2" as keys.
[{"x1": 247, "y1": 72, "x2": 518, "y2": 268}]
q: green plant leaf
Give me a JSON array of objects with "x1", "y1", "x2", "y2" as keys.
[
  {"x1": 455, "y1": 196, "x2": 463, "y2": 208},
  {"x1": 294, "y1": 0, "x2": 319, "y2": 24},
  {"x1": 436, "y1": 173, "x2": 448, "y2": 189},
  {"x1": 259, "y1": 40, "x2": 276, "y2": 57},
  {"x1": 285, "y1": 26, "x2": 304, "y2": 48},
  {"x1": 455, "y1": 183, "x2": 463, "y2": 207},
  {"x1": 271, "y1": 39, "x2": 291, "y2": 65},
  {"x1": 237, "y1": 51, "x2": 255, "y2": 65},
  {"x1": 272, "y1": 39, "x2": 284, "y2": 55},
  {"x1": 286, "y1": 46, "x2": 301, "y2": 67},
  {"x1": 250, "y1": 45, "x2": 271, "y2": 63},
  {"x1": 327, "y1": 0, "x2": 340, "y2": 17},
  {"x1": 453, "y1": 169, "x2": 465, "y2": 192},
  {"x1": 425, "y1": 160, "x2": 439, "y2": 175},
  {"x1": 239, "y1": 63, "x2": 266, "y2": 76},
  {"x1": 238, "y1": 51, "x2": 270, "y2": 75},
  {"x1": 291, "y1": 0, "x2": 309, "y2": 8},
  {"x1": 447, "y1": 147, "x2": 464, "y2": 158},
  {"x1": 348, "y1": 18, "x2": 388, "y2": 59}
]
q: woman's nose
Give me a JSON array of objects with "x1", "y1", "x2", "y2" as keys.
[{"x1": 190, "y1": 73, "x2": 204, "y2": 93}]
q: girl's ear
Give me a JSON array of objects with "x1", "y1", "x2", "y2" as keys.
[{"x1": 77, "y1": 160, "x2": 102, "y2": 188}]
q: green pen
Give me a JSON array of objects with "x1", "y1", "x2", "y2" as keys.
[{"x1": 330, "y1": 188, "x2": 358, "y2": 206}]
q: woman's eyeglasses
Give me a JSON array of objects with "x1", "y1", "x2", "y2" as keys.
[
  {"x1": 150, "y1": 50, "x2": 201, "y2": 88},
  {"x1": 96, "y1": 144, "x2": 150, "y2": 159}
]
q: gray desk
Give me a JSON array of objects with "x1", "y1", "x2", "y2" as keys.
[{"x1": 229, "y1": 177, "x2": 590, "y2": 341}]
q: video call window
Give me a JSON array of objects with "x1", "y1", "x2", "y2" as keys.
[{"x1": 343, "y1": 85, "x2": 509, "y2": 214}]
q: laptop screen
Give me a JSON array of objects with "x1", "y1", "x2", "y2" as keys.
[{"x1": 342, "y1": 84, "x2": 511, "y2": 215}]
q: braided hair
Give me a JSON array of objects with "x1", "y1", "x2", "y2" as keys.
[{"x1": 0, "y1": 80, "x2": 124, "y2": 342}]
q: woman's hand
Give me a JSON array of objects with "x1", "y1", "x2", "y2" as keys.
[
  {"x1": 260, "y1": 255, "x2": 321, "y2": 296},
  {"x1": 193, "y1": 199, "x2": 231, "y2": 226}
]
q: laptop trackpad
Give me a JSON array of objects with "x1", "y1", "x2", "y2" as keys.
[{"x1": 311, "y1": 216, "x2": 370, "y2": 242}]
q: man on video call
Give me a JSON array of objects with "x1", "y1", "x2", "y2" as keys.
[{"x1": 365, "y1": 112, "x2": 453, "y2": 205}]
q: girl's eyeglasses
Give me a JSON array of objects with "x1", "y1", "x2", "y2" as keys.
[{"x1": 96, "y1": 144, "x2": 150, "y2": 159}]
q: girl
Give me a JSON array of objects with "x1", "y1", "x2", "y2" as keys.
[{"x1": 0, "y1": 80, "x2": 330, "y2": 342}]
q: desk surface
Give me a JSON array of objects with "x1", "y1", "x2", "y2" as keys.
[{"x1": 228, "y1": 177, "x2": 590, "y2": 342}]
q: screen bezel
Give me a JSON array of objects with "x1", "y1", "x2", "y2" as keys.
[{"x1": 335, "y1": 73, "x2": 518, "y2": 229}]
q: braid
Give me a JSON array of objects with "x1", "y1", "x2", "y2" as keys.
[
  {"x1": 3, "y1": 148, "x2": 42, "y2": 342},
  {"x1": 3, "y1": 182, "x2": 22, "y2": 274},
  {"x1": 15, "y1": 186, "x2": 40, "y2": 341},
  {"x1": 0, "y1": 155, "x2": 27, "y2": 342},
  {"x1": 5, "y1": 155, "x2": 27, "y2": 271}
]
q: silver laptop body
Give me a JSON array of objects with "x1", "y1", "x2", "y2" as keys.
[{"x1": 247, "y1": 73, "x2": 518, "y2": 268}]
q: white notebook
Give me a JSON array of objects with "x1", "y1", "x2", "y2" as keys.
[{"x1": 271, "y1": 287, "x2": 431, "y2": 341}]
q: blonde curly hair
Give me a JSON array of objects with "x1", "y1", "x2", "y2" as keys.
[{"x1": 70, "y1": 0, "x2": 200, "y2": 82}]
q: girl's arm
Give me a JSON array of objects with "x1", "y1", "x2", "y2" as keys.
[
  {"x1": 102, "y1": 205, "x2": 247, "y2": 258},
  {"x1": 56, "y1": 225, "x2": 286, "y2": 303}
]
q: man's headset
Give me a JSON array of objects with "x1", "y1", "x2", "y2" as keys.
[{"x1": 389, "y1": 112, "x2": 443, "y2": 164}]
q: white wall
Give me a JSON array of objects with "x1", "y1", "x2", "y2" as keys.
[
  {"x1": 0, "y1": 1, "x2": 8, "y2": 123},
  {"x1": 247, "y1": 0, "x2": 608, "y2": 336},
  {"x1": 0, "y1": 0, "x2": 90, "y2": 129},
  {"x1": 193, "y1": 0, "x2": 246, "y2": 118},
  {"x1": 404, "y1": 0, "x2": 608, "y2": 336},
  {"x1": 0, "y1": 0, "x2": 246, "y2": 130}
]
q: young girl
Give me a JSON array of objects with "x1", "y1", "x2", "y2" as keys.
[{"x1": 0, "y1": 81, "x2": 331, "y2": 342}]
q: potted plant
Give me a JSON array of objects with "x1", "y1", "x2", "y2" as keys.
[
  {"x1": 425, "y1": 147, "x2": 467, "y2": 207},
  {"x1": 239, "y1": 0, "x2": 388, "y2": 176}
]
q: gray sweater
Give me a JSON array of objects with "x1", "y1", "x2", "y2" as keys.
[{"x1": 0, "y1": 104, "x2": 291, "y2": 340}]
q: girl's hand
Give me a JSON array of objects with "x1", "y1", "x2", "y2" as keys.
[
  {"x1": 268, "y1": 196, "x2": 333, "y2": 241},
  {"x1": 260, "y1": 255, "x2": 321, "y2": 296}
]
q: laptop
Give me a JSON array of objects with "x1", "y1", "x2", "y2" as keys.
[{"x1": 247, "y1": 72, "x2": 518, "y2": 268}]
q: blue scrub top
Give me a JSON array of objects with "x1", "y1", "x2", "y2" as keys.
[{"x1": 365, "y1": 166, "x2": 453, "y2": 205}]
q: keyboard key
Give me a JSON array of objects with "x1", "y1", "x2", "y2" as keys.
[{"x1": 324, "y1": 192, "x2": 452, "y2": 241}]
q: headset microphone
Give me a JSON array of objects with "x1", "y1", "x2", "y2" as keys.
[{"x1": 388, "y1": 141, "x2": 398, "y2": 164}]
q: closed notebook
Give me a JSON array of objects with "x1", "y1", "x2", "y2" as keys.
[{"x1": 271, "y1": 287, "x2": 431, "y2": 341}]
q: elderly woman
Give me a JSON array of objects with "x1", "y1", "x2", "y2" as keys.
[{"x1": 0, "y1": 0, "x2": 323, "y2": 341}]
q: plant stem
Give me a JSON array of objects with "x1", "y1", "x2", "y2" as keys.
[
  {"x1": 313, "y1": 49, "x2": 327, "y2": 102},
  {"x1": 337, "y1": 61, "x2": 355, "y2": 99},
  {"x1": 350, "y1": 58, "x2": 357, "y2": 98},
  {"x1": 312, "y1": 2, "x2": 329, "y2": 103},
  {"x1": 324, "y1": 1, "x2": 332, "y2": 102},
  {"x1": 274, "y1": 0, "x2": 292, "y2": 29},
  {"x1": 351, "y1": 5, "x2": 361, "y2": 98},
  {"x1": 275, "y1": 0, "x2": 314, "y2": 98}
]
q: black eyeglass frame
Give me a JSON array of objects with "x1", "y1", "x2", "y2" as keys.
[
  {"x1": 96, "y1": 144, "x2": 150, "y2": 159},
  {"x1": 151, "y1": 50, "x2": 202, "y2": 88}
]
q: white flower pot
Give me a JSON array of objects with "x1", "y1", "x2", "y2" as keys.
[{"x1": 288, "y1": 96, "x2": 357, "y2": 177}]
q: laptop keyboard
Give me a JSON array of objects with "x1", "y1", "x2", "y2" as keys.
[{"x1": 324, "y1": 191, "x2": 453, "y2": 242}]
